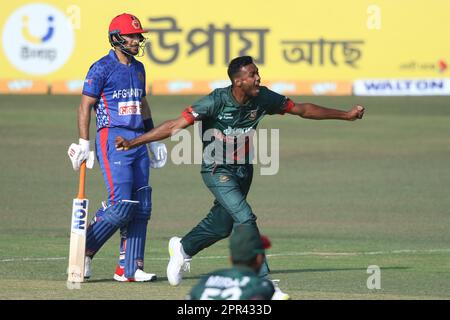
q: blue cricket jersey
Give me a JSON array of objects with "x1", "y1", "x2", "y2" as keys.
[{"x1": 82, "y1": 50, "x2": 147, "y2": 131}]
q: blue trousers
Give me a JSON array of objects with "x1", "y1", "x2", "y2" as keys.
[
  {"x1": 96, "y1": 127, "x2": 149, "y2": 202},
  {"x1": 85, "y1": 127, "x2": 151, "y2": 277}
]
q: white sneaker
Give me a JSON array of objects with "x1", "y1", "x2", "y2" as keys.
[
  {"x1": 271, "y1": 279, "x2": 291, "y2": 300},
  {"x1": 84, "y1": 256, "x2": 92, "y2": 279},
  {"x1": 167, "y1": 237, "x2": 191, "y2": 286},
  {"x1": 113, "y1": 266, "x2": 157, "y2": 282}
]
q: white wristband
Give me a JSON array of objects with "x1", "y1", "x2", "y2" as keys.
[{"x1": 79, "y1": 138, "x2": 90, "y2": 150}]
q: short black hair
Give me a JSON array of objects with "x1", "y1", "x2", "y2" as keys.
[{"x1": 227, "y1": 56, "x2": 254, "y2": 81}]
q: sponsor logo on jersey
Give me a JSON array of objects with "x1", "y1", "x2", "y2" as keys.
[
  {"x1": 223, "y1": 126, "x2": 253, "y2": 136},
  {"x1": 118, "y1": 101, "x2": 141, "y2": 116},
  {"x1": 248, "y1": 110, "x2": 257, "y2": 120},
  {"x1": 218, "y1": 112, "x2": 234, "y2": 120}
]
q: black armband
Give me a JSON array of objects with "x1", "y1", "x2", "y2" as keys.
[{"x1": 143, "y1": 118, "x2": 154, "y2": 132}]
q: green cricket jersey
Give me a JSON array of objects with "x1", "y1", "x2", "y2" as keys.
[
  {"x1": 188, "y1": 266, "x2": 275, "y2": 300},
  {"x1": 181, "y1": 86, "x2": 294, "y2": 169}
]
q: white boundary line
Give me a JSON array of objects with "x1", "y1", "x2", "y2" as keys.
[
  {"x1": 1, "y1": 248, "x2": 449, "y2": 263},
  {"x1": 0, "y1": 257, "x2": 67, "y2": 262}
]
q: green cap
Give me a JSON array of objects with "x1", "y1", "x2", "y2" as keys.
[{"x1": 230, "y1": 225, "x2": 271, "y2": 262}]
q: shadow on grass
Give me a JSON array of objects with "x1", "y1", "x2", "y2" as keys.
[
  {"x1": 87, "y1": 275, "x2": 206, "y2": 283},
  {"x1": 271, "y1": 266, "x2": 410, "y2": 275},
  {"x1": 85, "y1": 279, "x2": 121, "y2": 283},
  {"x1": 85, "y1": 266, "x2": 410, "y2": 283}
]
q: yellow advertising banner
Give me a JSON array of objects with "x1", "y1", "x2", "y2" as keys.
[{"x1": 0, "y1": 0, "x2": 449, "y2": 94}]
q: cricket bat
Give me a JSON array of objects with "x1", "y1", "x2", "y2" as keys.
[{"x1": 67, "y1": 161, "x2": 89, "y2": 283}]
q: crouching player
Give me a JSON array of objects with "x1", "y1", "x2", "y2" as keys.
[{"x1": 188, "y1": 225, "x2": 277, "y2": 300}]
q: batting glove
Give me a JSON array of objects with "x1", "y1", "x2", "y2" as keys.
[
  {"x1": 68, "y1": 138, "x2": 95, "y2": 170},
  {"x1": 147, "y1": 142, "x2": 167, "y2": 169}
]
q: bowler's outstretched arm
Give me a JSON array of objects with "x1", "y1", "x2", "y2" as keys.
[
  {"x1": 286, "y1": 102, "x2": 365, "y2": 121},
  {"x1": 115, "y1": 116, "x2": 191, "y2": 150}
]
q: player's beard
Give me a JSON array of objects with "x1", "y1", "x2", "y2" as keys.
[
  {"x1": 119, "y1": 41, "x2": 146, "y2": 57},
  {"x1": 248, "y1": 84, "x2": 260, "y2": 97}
]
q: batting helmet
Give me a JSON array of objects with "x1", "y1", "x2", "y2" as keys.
[
  {"x1": 108, "y1": 13, "x2": 148, "y2": 55},
  {"x1": 109, "y1": 13, "x2": 147, "y2": 36}
]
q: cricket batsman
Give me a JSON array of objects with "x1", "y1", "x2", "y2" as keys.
[
  {"x1": 68, "y1": 13, "x2": 167, "y2": 282},
  {"x1": 115, "y1": 56, "x2": 365, "y2": 295}
]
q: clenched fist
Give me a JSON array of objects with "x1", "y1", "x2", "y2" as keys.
[
  {"x1": 115, "y1": 136, "x2": 131, "y2": 151},
  {"x1": 347, "y1": 105, "x2": 365, "y2": 121}
]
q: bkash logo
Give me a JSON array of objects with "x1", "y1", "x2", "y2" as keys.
[{"x1": 22, "y1": 15, "x2": 54, "y2": 44}]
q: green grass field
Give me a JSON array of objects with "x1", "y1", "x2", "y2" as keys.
[{"x1": 0, "y1": 95, "x2": 449, "y2": 300}]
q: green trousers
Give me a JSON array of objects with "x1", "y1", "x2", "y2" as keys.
[{"x1": 181, "y1": 164, "x2": 269, "y2": 278}]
